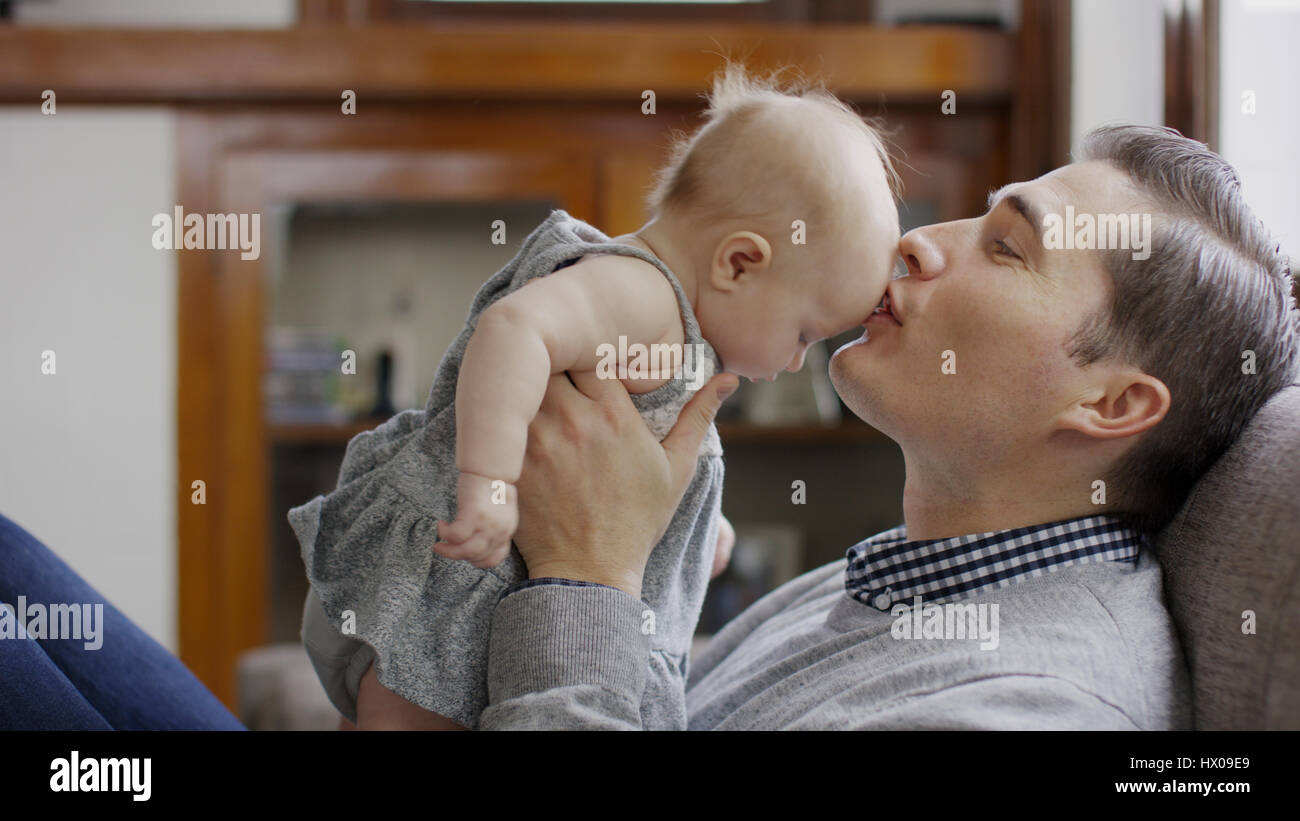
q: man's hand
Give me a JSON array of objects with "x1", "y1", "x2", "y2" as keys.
[{"x1": 512, "y1": 369, "x2": 738, "y2": 599}]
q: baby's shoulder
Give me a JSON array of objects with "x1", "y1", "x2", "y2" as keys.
[
  {"x1": 559, "y1": 247, "x2": 666, "y2": 281},
  {"x1": 548, "y1": 251, "x2": 681, "y2": 320}
]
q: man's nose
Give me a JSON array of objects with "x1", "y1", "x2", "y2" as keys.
[{"x1": 898, "y1": 225, "x2": 948, "y2": 281}]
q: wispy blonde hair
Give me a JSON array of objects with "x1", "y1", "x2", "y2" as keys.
[{"x1": 646, "y1": 61, "x2": 900, "y2": 240}]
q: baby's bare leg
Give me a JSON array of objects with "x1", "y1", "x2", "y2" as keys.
[{"x1": 356, "y1": 661, "x2": 469, "y2": 731}]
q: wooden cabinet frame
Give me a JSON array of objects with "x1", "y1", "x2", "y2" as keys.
[{"x1": 1, "y1": 20, "x2": 1066, "y2": 707}]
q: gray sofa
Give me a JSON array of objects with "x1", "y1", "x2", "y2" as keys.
[{"x1": 1155, "y1": 383, "x2": 1300, "y2": 729}]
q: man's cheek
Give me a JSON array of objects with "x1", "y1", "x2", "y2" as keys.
[
  {"x1": 928, "y1": 310, "x2": 986, "y2": 369},
  {"x1": 1022, "y1": 333, "x2": 1082, "y2": 398}
]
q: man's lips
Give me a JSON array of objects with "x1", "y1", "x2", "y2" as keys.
[{"x1": 867, "y1": 286, "x2": 903, "y2": 326}]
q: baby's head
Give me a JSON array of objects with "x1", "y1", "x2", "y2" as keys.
[{"x1": 645, "y1": 62, "x2": 901, "y2": 381}]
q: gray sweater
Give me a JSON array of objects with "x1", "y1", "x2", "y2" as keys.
[{"x1": 480, "y1": 549, "x2": 1192, "y2": 729}]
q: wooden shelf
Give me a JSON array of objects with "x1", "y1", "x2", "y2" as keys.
[
  {"x1": 270, "y1": 416, "x2": 883, "y2": 446},
  {"x1": 0, "y1": 24, "x2": 1013, "y2": 104}
]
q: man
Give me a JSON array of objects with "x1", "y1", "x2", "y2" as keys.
[{"x1": 467, "y1": 125, "x2": 1298, "y2": 730}]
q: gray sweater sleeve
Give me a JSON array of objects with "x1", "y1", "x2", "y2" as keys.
[
  {"x1": 480, "y1": 583, "x2": 654, "y2": 730},
  {"x1": 821, "y1": 675, "x2": 1143, "y2": 730}
]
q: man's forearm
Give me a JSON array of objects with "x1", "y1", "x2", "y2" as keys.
[{"x1": 479, "y1": 580, "x2": 652, "y2": 730}]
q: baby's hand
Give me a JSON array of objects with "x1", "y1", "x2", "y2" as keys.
[{"x1": 433, "y1": 471, "x2": 518, "y2": 569}]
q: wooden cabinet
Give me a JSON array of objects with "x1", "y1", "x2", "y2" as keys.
[{"x1": 2, "y1": 21, "x2": 1063, "y2": 707}]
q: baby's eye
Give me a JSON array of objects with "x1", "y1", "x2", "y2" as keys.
[
  {"x1": 993, "y1": 239, "x2": 1022, "y2": 260},
  {"x1": 798, "y1": 332, "x2": 807, "y2": 344}
]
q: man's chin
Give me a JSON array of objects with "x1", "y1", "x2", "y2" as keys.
[
  {"x1": 829, "y1": 338, "x2": 885, "y2": 427},
  {"x1": 829, "y1": 328, "x2": 859, "y2": 361}
]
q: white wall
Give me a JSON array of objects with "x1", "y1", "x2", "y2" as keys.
[
  {"x1": 0, "y1": 109, "x2": 178, "y2": 651},
  {"x1": 1218, "y1": 0, "x2": 1300, "y2": 259},
  {"x1": 0, "y1": 0, "x2": 298, "y2": 664},
  {"x1": 1070, "y1": 0, "x2": 1166, "y2": 154},
  {"x1": 1070, "y1": 0, "x2": 1297, "y2": 258}
]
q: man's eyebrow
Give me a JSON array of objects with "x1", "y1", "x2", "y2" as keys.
[{"x1": 986, "y1": 185, "x2": 1044, "y2": 246}]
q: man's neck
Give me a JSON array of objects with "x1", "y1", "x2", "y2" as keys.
[{"x1": 901, "y1": 455, "x2": 1108, "y2": 541}]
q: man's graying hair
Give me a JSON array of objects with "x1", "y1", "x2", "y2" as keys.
[{"x1": 1070, "y1": 124, "x2": 1300, "y2": 535}]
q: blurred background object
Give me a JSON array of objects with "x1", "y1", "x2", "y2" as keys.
[
  {"x1": 699, "y1": 523, "x2": 805, "y2": 635},
  {"x1": 265, "y1": 328, "x2": 352, "y2": 427},
  {"x1": 737, "y1": 341, "x2": 843, "y2": 427}
]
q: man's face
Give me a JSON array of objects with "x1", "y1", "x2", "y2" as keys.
[{"x1": 829, "y1": 161, "x2": 1143, "y2": 467}]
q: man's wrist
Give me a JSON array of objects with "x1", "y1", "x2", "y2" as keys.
[
  {"x1": 487, "y1": 578, "x2": 654, "y2": 716},
  {"x1": 526, "y1": 560, "x2": 643, "y2": 600}
]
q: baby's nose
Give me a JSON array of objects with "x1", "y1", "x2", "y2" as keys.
[{"x1": 786, "y1": 348, "x2": 807, "y2": 373}]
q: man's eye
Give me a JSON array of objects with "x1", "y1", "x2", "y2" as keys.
[{"x1": 993, "y1": 239, "x2": 1022, "y2": 260}]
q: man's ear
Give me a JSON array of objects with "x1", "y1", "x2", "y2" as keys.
[
  {"x1": 709, "y1": 231, "x2": 773, "y2": 292},
  {"x1": 1056, "y1": 369, "x2": 1171, "y2": 440}
]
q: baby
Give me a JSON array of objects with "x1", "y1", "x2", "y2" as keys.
[{"x1": 289, "y1": 63, "x2": 901, "y2": 730}]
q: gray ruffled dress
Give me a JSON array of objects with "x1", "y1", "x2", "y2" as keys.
[{"x1": 289, "y1": 210, "x2": 725, "y2": 730}]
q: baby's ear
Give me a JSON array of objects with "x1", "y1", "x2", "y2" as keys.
[{"x1": 711, "y1": 231, "x2": 773, "y2": 291}]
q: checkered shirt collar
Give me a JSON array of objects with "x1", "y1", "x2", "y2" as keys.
[{"x1": 844, "y1": 515, "x2": 1143, "y2": 612}]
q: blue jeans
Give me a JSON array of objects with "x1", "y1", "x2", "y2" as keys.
[{"x1": 0, "y1": 513, "x2": 245, "y2": 730}]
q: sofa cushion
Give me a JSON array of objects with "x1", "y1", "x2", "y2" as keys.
[{"x1": 1155, "y1": 384, "x2": 1300, "y2": 729}]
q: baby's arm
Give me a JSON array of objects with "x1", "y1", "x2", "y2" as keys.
[{"x1": 433, "y1": 253, "x2": 684, "y2": 567}]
